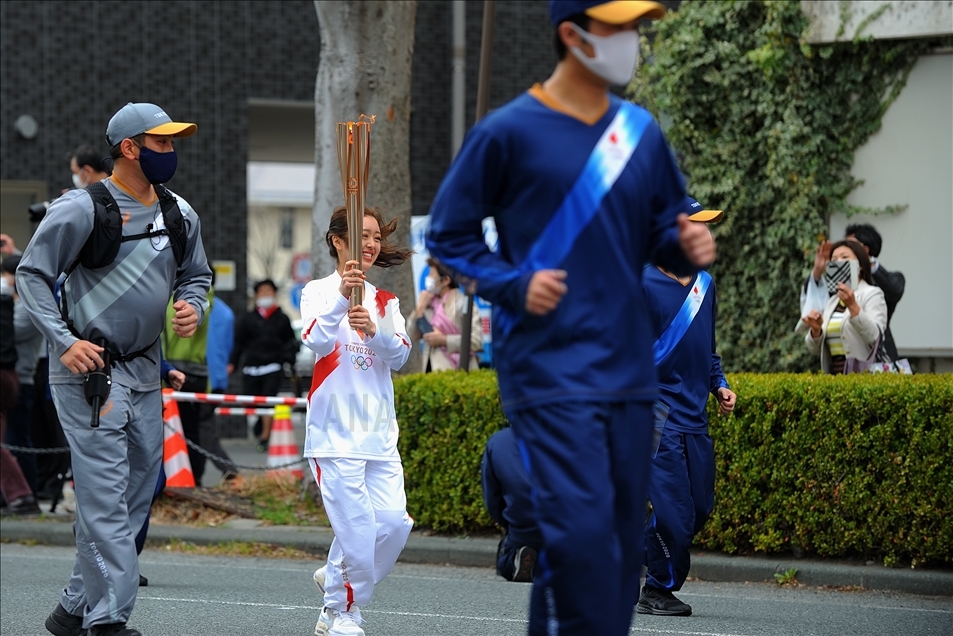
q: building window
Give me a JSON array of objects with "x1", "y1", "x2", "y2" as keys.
[{"x1": 281, "y1": 207, "x2": 294, "y2": 249}]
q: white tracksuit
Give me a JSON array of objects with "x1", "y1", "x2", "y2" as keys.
[{"x1": 300, "y1": 272, "x2": 414, "y2": 611}]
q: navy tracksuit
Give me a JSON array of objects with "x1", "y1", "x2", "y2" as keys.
[
  {"x1": 508, "y1": 401, "x2": 653, "y2": 634},
  {"x1": 427, "y1": 90, "x2": 700, "y2": 635},
  {"x1": 481, "y1": 427, "x2": 543, "y2": 579},
  {"x1": 642, "y1": 266, "x2": 728, "y2": 592}
]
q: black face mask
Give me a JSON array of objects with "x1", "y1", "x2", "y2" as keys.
[{"x1": 137, "y1": 145, "x2": 177, "y2": 184}]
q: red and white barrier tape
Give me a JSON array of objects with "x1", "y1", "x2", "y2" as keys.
[
  {"x1": 214, "y1": 407, "x2": 276, "y2": 416},
  {"x1": 169, "y1": 391, "x2": 308, "y2": 408}
]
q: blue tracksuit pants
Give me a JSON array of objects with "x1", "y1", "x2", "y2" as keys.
[
  {"x1": 643, "y1": 427, "x2": 714, "y2": 592},
  {"x1": 507, "y1": 400, "x2": 653, "y2": 636}
]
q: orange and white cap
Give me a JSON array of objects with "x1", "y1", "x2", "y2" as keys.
[{"x1": 106, "y1": 102, "x2": 197, "y2": 147}]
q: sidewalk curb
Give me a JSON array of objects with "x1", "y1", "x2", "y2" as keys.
[
  {"x1": 3, "y1": 519, "x2": 951, "y2": 597},
  {"x1": 686, "y1": 551, "x2": 953, "y2": 597}
]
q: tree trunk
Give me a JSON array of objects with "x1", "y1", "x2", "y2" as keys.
[{"x1": 313, "y1": 0, "x2": 419, "y2": 372}]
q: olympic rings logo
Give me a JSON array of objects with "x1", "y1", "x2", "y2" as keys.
[{"x1": 351, "y1": 355, "x2": 373, "y2": 371}]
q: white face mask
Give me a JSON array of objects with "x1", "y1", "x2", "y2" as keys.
[
  {"x1": 256, "y1": 296, "x2": 275, "y2": 309},
  {"x1": 568, "y1": 23, "x2": 640, "y2": 86},
  {"x1": 72, "y1": 172, "x2": 88, "y2": 189},
  {"x1": 426, "y1": 276, "x2": 443, "y2": 294}
]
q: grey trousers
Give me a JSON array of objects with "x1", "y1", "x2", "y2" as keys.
[{"x1": 52, "y1": 383, "x2": 162, "y2": 628}]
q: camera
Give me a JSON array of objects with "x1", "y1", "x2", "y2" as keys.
[{"x1": 28, "y1": 201, "x2": 50, "y2": 223}]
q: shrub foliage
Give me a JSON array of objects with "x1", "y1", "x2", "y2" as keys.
[
  {"x1": 395, "y1": 371, "x2": 953, "y2": 567},
  {"x1": 396, "y1": 370, "x2": 508, "y2": 531},
  {"x1": 698, "y1": 373, "x2": 953, "y2": 568}
]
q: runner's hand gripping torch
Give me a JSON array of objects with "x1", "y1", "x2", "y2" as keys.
[{"x1": 84, "y1": 339, "x2": 112, "y2": 428}]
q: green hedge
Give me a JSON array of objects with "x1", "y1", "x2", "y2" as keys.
[
  {"x1": 700, "y1": 373, "x2": 953, "y2": 567},
  {"x1": 394, "y1": 371, "x2": 953, "y2": 567},
  {"x1": 395, "y1": 370, "x2": 508, "y2": 531}
]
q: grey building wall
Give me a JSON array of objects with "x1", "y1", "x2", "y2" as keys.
[
  {"x1": 0, "y1": 0, "x2": 320, "y2": 311},
  {"x1": 3, "y1": 0, "x2": 645, "y2": 297},
  {"x1": 410, "y1": 0, "x2": 552, "y2": 217}
]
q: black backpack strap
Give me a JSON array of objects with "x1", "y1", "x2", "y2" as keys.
[
  {"x1": 154, "y1": 184, "x2": 186, "y2": 267},
  {"x1": 110, "y1": 336, "x2": 159, "y2": 365},
  {"x1": 64, "y1": 183, "x2": 122, "y2": 278},
  {"x1": 60, "y1": 183, "x2": 123, "y2": 334}
]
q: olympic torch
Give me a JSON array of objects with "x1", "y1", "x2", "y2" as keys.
[{"x1": 336, "y1": 115, "x2": 374, "y2": 308}]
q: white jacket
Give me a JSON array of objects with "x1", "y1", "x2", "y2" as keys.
[
  {"x1": 805, "y1": 281, "x2": 887, "y2": 374},
  {"x1": 299, "y1": 272, "x2": 411, "y2": 459}
]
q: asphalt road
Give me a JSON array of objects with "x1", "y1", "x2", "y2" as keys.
[{"x1": 2, "y1": 543, "x2": 950, "y2": 636}]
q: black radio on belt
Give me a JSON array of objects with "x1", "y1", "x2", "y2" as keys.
[{"x1": 84, "y1": 339, "x2": 112, "y2": 429}]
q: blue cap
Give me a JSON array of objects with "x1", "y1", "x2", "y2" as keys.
[{"x1": 548, "y1": 1, "x2": 666, "y2": 26}]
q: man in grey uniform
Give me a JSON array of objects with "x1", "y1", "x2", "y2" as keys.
[{"x1": 17, "y1": 102, "x2": 212, "y2": 636}]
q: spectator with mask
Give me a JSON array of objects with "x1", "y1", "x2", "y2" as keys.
[
  {"x1": 800, "y1": 223, "x2": 904, "y2": 360},
  {"x1": 802, "y1": 240, "x2": 887, "y2": 374},
  {"x1": 1, "y1": 270, "x2": 41, "y2": 516},
  {"x1": 69, "y1": 145, "x2": 111, "y2": 190},
  {"x1": 407, "y1": 258, "x2": 482, "y2": 372},
  {"x1": 2, "y1": 255, "x2": 44, "y2": 494},
  {"x1": 227, "y1": 279, "x2": 297, "y2": 452}
]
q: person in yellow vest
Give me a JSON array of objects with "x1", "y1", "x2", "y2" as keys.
[{"x1": 162, "y1": 287, "x2": 238, "y2": 484}]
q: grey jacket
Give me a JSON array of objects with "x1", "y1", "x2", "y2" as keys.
[{"x1": 16, "y1": 180, "x2": 211, "y2": 391}]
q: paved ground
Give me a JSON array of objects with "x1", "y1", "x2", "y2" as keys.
[
  {"x1": 7, "y1": 415, "x2": 953, "y2": 593},
  {"x1": 2, "y1": 543, "x2": 951, "y2": 636}
]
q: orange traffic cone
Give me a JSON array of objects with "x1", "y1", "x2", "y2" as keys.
[
  {"x1": 267, "y1": 404, "x2": 303, "y2": 479},
  {"x1": 162, "y1": 388, "x2": 195, "y2": 488}
]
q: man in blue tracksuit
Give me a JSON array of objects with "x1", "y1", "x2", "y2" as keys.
[
  {"x1": 638, "y1": 201, "x2": 737, "y2": 617},
  {"x1": 481, "y1": 427, "x2": 543, "y2": 582},
  {"x1": 426, "y1": 2, "x2": 717, "y2": 633}
]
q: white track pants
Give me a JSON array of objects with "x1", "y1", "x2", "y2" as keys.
[{"x1": 310, "y1": 457, "x2": 413, "y2": 611}]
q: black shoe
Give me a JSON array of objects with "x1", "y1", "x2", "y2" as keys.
[
  {"x1": 636, "y1": 585, "x2": 692, "y2": 616},
  {"x1": 45, "y1": 603, "x2": 86, "y2": 636},
  {"x1": 138, "y1": 574, "x2": 148, "y2": 587},
  {"x1": 511, "y1": 546, "x2": 537, "y2": 582},
  {"x1": 1, "y1": 494, "x2": 41, "y2": 516},
  {"x1": 88, "y1": 624, "x2": 141, "y2": 636}
]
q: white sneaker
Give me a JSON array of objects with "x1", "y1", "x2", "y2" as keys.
[
  {"x1": 314, "y1": 607, "x2": 364, "y2": 636},
  {"x1": 314, "y1": 607, "x2": 332, "y2": 636},
  {"x1": 313, "y1": 566, "x2": 327, "y2": 595}
]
